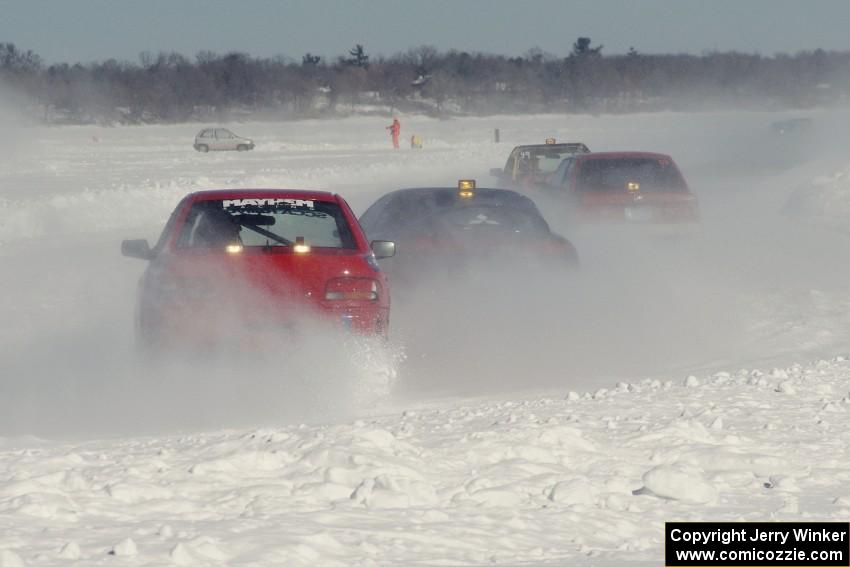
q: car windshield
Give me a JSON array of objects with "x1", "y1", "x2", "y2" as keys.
[
  {"x1": 516, "y1": 147, "x2": 586, "y2": 174},
  {"x1": 577, "y1": 157, "x2": 687, "y2": 192},
  {"x1": 177, "y1": 198, "x2": 356, "y2": 249}
]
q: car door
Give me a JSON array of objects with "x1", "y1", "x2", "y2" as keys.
[
  {"x1": 214, "y1": 128, "x2": 235, "y2": 150},
  {"x1": 196, "y1": 129, "x2": 214, "y2": 148}
]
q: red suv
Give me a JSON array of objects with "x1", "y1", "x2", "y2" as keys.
[
  {"x1": 545, "y1": 152, "x2": 698, "y2": 223},
  {"x1": 121, "y1": 189, "x2": 394, "y2": 349}
]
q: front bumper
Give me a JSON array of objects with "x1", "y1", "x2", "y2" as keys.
[{"x1": 138, "y1": 299, "x2": 388, "y2": 350}]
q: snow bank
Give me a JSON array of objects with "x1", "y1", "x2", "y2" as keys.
[
  {"x1": 640, "y1": 465, "x2": 718, "y2": 503},
  {"x1": 784, "y1": 164, "x2": 850, "y2": 221},
  {"x1": 1, "y1": 356, "x2": 848, "y2": 564}
]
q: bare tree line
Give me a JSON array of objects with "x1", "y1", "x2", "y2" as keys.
[{"x1": 1, "y1": 40, "x2": 849, "y2": 124}]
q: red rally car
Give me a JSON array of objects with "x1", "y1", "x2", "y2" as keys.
[
  {"x1": 544, "y1": 151, "x2": 698, "y2": 223},
  {"x1": 121, "y1": 189, "x2": 395, "y2": 348}
]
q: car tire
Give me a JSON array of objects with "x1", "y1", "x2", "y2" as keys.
[
  {"x1": 236, "y1": 144, "x2": 249, "y2": 151},
  {"x1": 197, "y1": 144, "x2": 209, "y2": 153}
]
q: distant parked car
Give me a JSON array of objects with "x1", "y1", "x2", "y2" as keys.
[
  {"x1": 770, "y1": 117, "x2": 812, "y2": 136},
  {"x1": 194, "y1": 128, "x2": 255, "y2": 152}
]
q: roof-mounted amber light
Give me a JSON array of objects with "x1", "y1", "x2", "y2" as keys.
[
  {"x1": 545, "y1": 137, "x2": 556, "y2": 145},
  {"x1": 458, "y1": 179, "x2": 476, "y2": 198},
  {"x1": 293, "y1": 236, "x2": 311, "y2": 254}
]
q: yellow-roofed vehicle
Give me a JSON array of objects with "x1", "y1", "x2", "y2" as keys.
[
  {"x1": 490, "y1": 141, "x2": 590, "y2": 189},
  {"x1": 359, "y1": 180, "x2": 578, "y2": 285}
]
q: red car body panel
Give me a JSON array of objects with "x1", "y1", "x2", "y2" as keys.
[
  {"x1": 133, "y1": 189, "x2": 390, "y2": 347},
  {"x1": 564, "y1": 152, "x2": 698, "y2": 223}
]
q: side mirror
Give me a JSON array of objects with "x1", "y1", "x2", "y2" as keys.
[
  {"x1": 121, "y1": 239, "x2": 154, "y2": 260},
  {"x1": 371, "y1": 240, "x2": 396, "y2": 259},
  {"x1": 489, "y1": 168, "x2": 504, "y2": 178}
]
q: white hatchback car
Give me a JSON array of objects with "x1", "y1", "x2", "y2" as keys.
[{"x1": 193, "y1": 128, "x2": 255, "y2": 152}]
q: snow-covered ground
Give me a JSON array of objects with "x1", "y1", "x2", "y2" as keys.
[
  {"x1": 3, "y1": 357, "x2": 850, "y2": 566},
  {"x1": 2, "y1": 108, "x2": 850, "y2": 565}
]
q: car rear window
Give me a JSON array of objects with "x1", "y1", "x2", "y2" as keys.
[
  {"x1": 439, "y1": 206, "x2": 550, "y2": 235},
  {"x1": 577, "y1": 157, "x2": 686, "y2": 192},
  {"x1": 176, "y1": 198, "x2": 357, "y2": 250}
]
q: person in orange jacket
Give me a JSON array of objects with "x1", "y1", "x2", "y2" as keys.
[{"x1": 386, "y1": 117, "x2": 401, "y2": 149}]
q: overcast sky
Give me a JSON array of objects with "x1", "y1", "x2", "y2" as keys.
[{"x1": 2, "y1": 0, "x2": 849, "y2": 64}]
